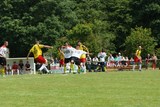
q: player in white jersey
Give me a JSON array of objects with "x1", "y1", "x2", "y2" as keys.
[
  {"x1": 0, "y1": 41, "x2": 9, "y2": 77},
  {"x1": 71, "y1": 45, "x2": 87, "y2": 66},
  {"x1": 61, "y1": 42, "x2": 75, "y2": 63}
]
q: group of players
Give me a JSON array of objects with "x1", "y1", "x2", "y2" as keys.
[
  {"x1": 0, "y1": 40, "x2": 143, "y2": 77},
  {"x1": 28, "y1": 40, "x2": 90, "y2": 74}
]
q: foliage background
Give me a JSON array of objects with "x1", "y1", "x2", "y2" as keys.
[{"x1": 0, "y1": 0, "x2": 159, "y2": 58}]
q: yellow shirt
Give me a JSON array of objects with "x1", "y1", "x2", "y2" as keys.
[
  {"x1": 59, "y1": 52, "x2": 64, "y2": 60},
  {"x1": 79, "y1": 44, "x2": 89, "y2": 52},
  {"x1": 136, "y1": 49, "x2": 141, "y2": 57},
  {"x1": 29, "y1": 44, "x2": 44, "y2": 58},
  {"x1": 79, "y1": 44, "x2": 88, "y2": 59}
]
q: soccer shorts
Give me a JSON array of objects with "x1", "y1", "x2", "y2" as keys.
[
  {"x1": 35, "y1": 55, "x2": 46, "y2": 64},
  {"x1": 0, "y1": 57, "x2": 6, "y2": 66}
]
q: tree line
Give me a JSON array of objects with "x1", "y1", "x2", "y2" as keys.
[{"x1": 0, "y1": 0, "x2": 159, "y2": 58}]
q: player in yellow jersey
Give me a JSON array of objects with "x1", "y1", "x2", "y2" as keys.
[
  {"x1": 133, "y1": 46, "x2": 142, "y2": 71},
  {"x1": 77, "y1": 41, "x2": 89, "y2": 73},
  {"x1": 78, "y1": 41, "x2": 89, "y2": 63},
  {"x1": 27, "y1": 40, "x2": 53, "y2": 74},
  {"x1": 58, "y1": 47, "x2": 65, "y2": 73}
]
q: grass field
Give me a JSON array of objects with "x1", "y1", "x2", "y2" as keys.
[{"x1": 0, "y1": 70, "x2": 160, "y2": 107}]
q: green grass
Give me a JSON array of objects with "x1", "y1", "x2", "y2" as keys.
[{"x1": 0, "y1": 70, "x2": 160, "y2": 107}]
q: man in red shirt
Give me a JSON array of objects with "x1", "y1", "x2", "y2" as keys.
[{"x1": 12, "y1": 61, "x2": 19, "y2": 75}]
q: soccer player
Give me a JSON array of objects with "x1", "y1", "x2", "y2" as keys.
[
  {"x1": 0, "y1": 41, "x2": 9, "y2": 77},
  {"x1": 27, "y1": 40, "x2": 53, "y2": 74},
  {"x1": 133, "y1": 46, "x2": 142, "y2": 71},
  {"x1": 70, "y1": 45, "x2": 88, "y2": 73},
  {"x1": 61, "y1": 42, "x2": 75, "y2": 74},
  {"x1": 78, "y1": 41, "x2": 89, "y2": 63},
  {"x1": 58, "y1": 47, "x2": 65, "y2": 72}
]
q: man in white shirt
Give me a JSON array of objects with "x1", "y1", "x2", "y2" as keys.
[
  {"x1": 61, "y1": 42, "x2": 75, "y2": 63},
  {"x1": 0, "y1": 41, "x2": 9, "y2": 77},
  {"x1": 92, "y1": 56, "x2": 99, "y2": 72},
  {"x1": 98, "y1": 48, "x2": 107, "y2": 72}
]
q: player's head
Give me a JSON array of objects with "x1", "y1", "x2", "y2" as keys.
[
  {"x1": 139, "y1": 46, "x2": 142, "y2": 50},
  {"x1": 78, "y1": 41, "x2": 81, "y2": 45},
  {"x1": 36, "y1": 40, "x2": 40, "y2": 44},
  {"x1": 102, "y1": 48, "x2": 105, "y2": 52},
  {"x1": 65, "y1": 42, "x2": 69, "y2": 46},
  {"x1": 76, "y1": 45, "x2": 80, "y2": 50},
  {"x1": 4, "y1": 41, "x2": 8, "y2": 46}
]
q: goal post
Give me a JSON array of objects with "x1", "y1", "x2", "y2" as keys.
[{"x1": 6, "y1": 57, "x2": 36, "y2": 74}]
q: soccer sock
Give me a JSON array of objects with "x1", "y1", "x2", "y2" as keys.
[
  {"x1": 60, "y1": 66, "x2": 64, "y2": 72},
  {"x1": 78, "y1": 67, "x2": 80, "y2": 73},
  {"x1": 139, "y1": 64, "x2": 142, "y2": 71},
  {"x1": 64, "y1": 66, "x2": 66, "y2": 74},
  {"x1": 39, "y1": 64, "x2": 45, "y2": 71},
  {"x1": 132, "y1": 64, "x2": 135, "y2": 71},
  {"x1": 1, "y1": 67, "x2": 5, "y2": 76},
  {"x1": 44, "y1": 66, "x2": 49, "y2": 73},
  {"x1": 70, "y1": 63, "x2": 74, "y2": 73}
]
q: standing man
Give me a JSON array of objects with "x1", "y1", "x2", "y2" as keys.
[
  {"x1": 98, "y1": 48, "x2": 107, "y2": 72},
  {"x1": 27, "y1": 40, "x2": 53, "y2": 74},
  {"x1": 145, "y1": 54, "x2": 151, "y2": 69},
  {"x1": 0, "y1": 41, "x2": 9, "y2": 77},
  {"x1": 133, "y1": 46, "x2": 142, "y2": 71}
]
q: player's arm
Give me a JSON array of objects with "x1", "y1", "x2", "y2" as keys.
[
  {"x1": 43, "y1": 45, "x2": 53, "y2": 49},
  {"x1": 27, "y1": 47, "x2": 33, "y2": 60},
  {"x1": 27, "y1": 51, "x2": 31, "y2": 60},
  {"x1": 82, "y1": 45, "x2": 89, "y2": 52},
  {"x1": 58, "y1": 48, "x2": 64, "y2": 56}
]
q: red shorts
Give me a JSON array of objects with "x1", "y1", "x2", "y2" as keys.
[
  {"x1": 35, "y1": 55, "x2": 46, "y2": 64},
  {"x1": 80, "y1": 58, "x2": 86, "y2": 63},
  {"x1": 134, "y1": 56, "x2": 140, "y2": 62},
  {"x1": 60, "y1": 59, "x2": 64, "y2": 65}
]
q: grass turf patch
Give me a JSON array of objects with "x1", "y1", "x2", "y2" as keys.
[{"x1": 0, "y1": 70, "x2": 160, "y2": 107}]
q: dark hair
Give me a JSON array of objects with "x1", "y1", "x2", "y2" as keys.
[{"x1": 102, "y1": 48, "x2": 105, "y2": 52}]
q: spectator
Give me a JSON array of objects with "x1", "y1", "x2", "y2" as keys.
[
  {"x1": 86, "y1": 54, "x2": 92, "y2": 72},
  {"x1": 117, "y1": 53, "x2": 122, "y2": 66},
  {"x1": 19, "y1": 60, "x2": 24, "y2": 74},
  {"x1": 12, "y1": 61, "x2": 19, "y2": 75},
  {"x1": 114, "y1": 54, "x2": 120, "y2": 67},
  {"x1": 80, "y1": 63, "x2": 86, "y2": 73},
  {"x1": 107, "y1": 54, "x2": 114, "y2": 67},
  {"x1": 98, "y1": 48, "x2": 107, "y2": 72},
  {"x1": 92, "y1": 56, "x2": 99, "y2": 72},
  {"x1": 25, "y1": 61, "x2": 31, "y2": 71},
  {"x1": 121, "y1": 56, "x2": 126, "y2": 66},
  {"x1": 130, "y1": 57, "x2": 134, "y2": 65},
  {"x1": 152, "y1": 54, "x2": 157, "y2": 70},
  {"x1": 125, "y1": 57, "x2": 129, "y2": 66},
  {"x1": 145, "y1": 54, "x2": 151, "y2": 69},
  {"x1": 54, "y1": 57, "x2": 59, "y2": 65}
]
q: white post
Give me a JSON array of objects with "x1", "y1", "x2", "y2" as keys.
[{"x1": 33, "y1": 63, "x2": 36, "y2": 74}]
